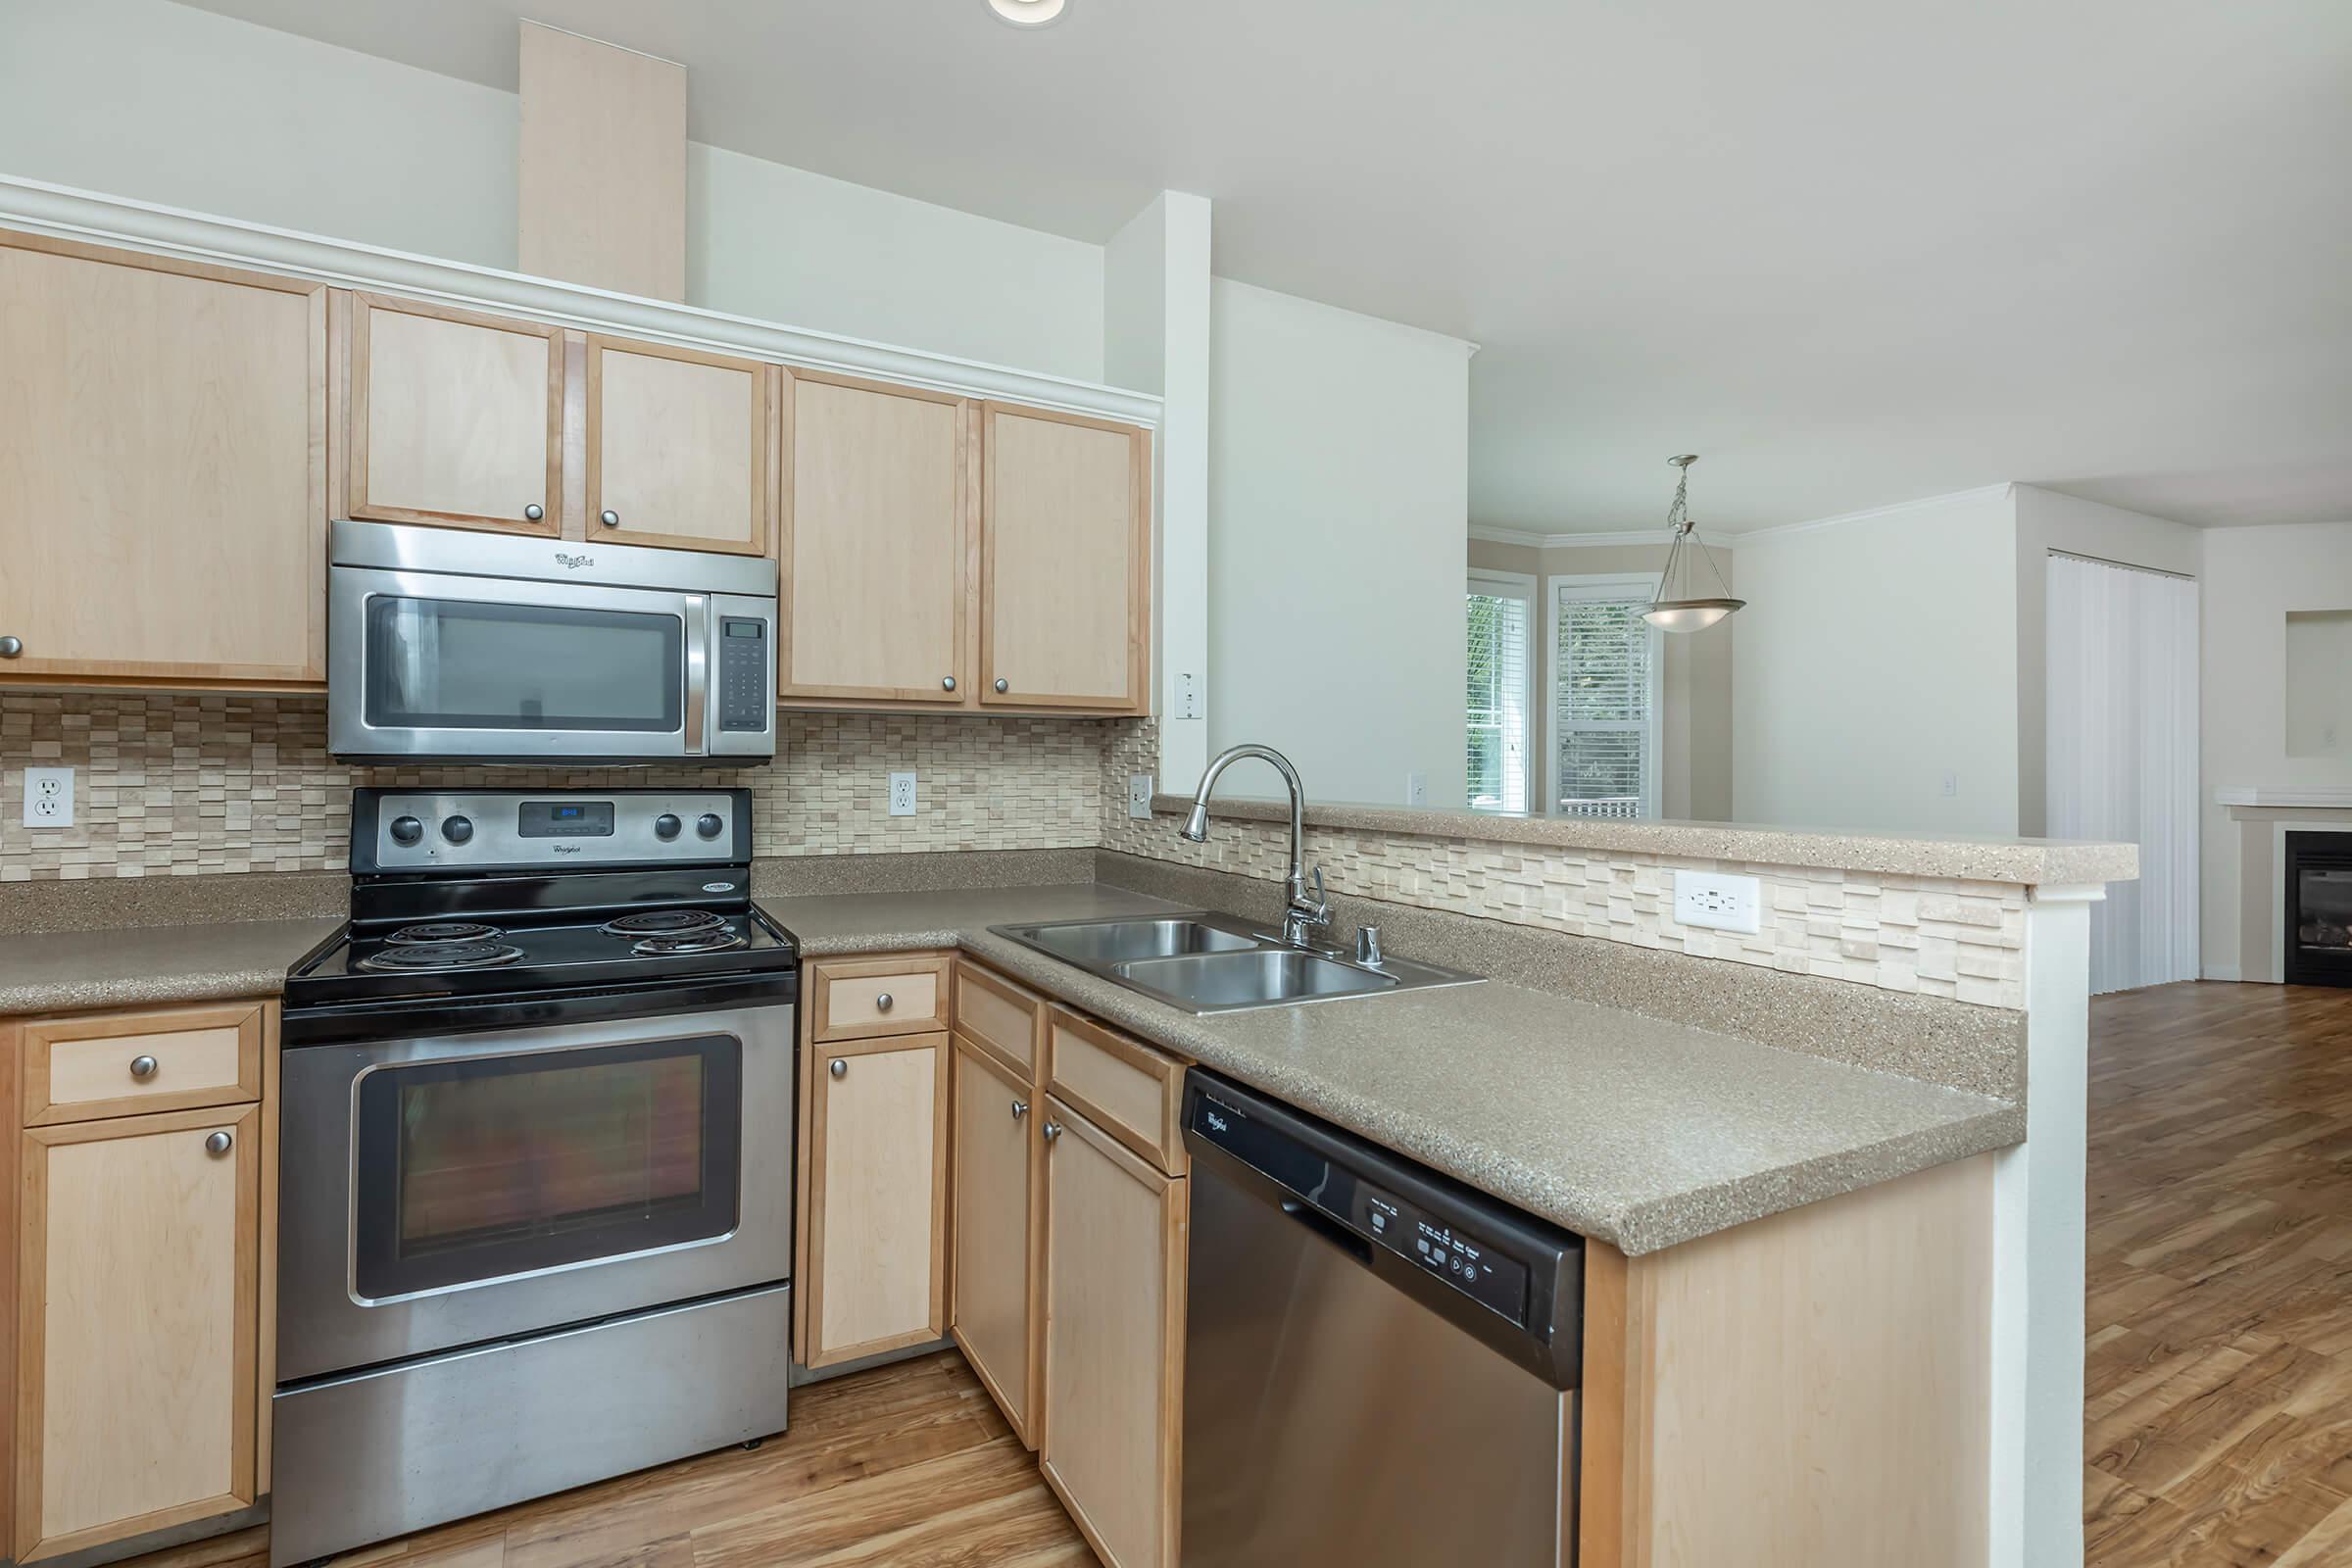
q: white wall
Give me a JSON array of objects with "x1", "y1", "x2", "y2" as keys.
[
  {"x1": 0, "y1": 0, "x2": 519, "y2": 269},
  {"x1": 1733, "y1": 488, "x2": 2022, "y2": 834},
  {"x1": 1206, "y1": 278, "x2": 1472, "y2": 807},
  {"x1": 2200, "y1": 522, "x2": 2352, "y2": 971},
  {"x1": 2013, "y1": 485, "x2": 2202, "y2": 837},
  {"x1": 1, "y1": 0, "x2": 1104, "y2": 380}
]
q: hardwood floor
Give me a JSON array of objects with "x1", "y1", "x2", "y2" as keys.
[
  {"x1": 144, "y1": 1353, "x2": 1088, "y2": 1568},
  {"x1": 2086, "y1": 981, "x2": 2352, "y2": 1566}
]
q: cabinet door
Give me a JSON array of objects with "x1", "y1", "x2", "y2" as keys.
[
  {"x1": 0, "y1": 234, "x2": 326, "y2": 685},
  {"x1": 780, "y1": 371, "x2": 969, "y2": 705},
  {"x1": 804, "y1": 1034, "x2": 950, "y2": 1368},
  {"x1": 979, "y1": 404, "x2": 1149, "y2": 712},
  {"x1": 15, "y1": 1105, "x2": 260, "y2": 1564},
  {"x1": 586, "y1": 336, "x2": 771, "y2": 556},
  {"x1": 1040, "y1": 1101, "x2": 1187, "y2": 1568},
  {"x1": 348, "y1": 293, "x2": 563, "y2": 534},
  {"x1": 951, "y1": 1035, "x2": 1042, "y2": 1446}
]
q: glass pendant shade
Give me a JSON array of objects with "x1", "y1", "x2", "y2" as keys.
[{"x1": 1644, "y1": 455, "x2": 1742, "y2": 632}]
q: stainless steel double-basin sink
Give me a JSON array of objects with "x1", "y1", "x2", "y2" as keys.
[{"x1": 990, "y1": 912, "x2": 1482, "y2": 1014}]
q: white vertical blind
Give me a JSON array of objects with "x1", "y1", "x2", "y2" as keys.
[
  {"x1": 2045, "y1": 553, "x2": 2200, "y2": 994},
  {"x1": 1466, "y1": 576, "x2": 1532, "y2": 811},
  {"x1": 1553, "y1": 583, "x2": 1658, "y2": 817}
]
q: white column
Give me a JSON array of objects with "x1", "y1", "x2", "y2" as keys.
[
  {"x1": 1993, "y1": 881, "x2": 2100, "y2": 1567},
  {"x1": 1103, "y1": 190, "x2": 1211, "y2": 791}
]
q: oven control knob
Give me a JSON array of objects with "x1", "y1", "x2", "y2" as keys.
[
  {"x1": 696, "y1": 813, "x2": 724, "y2": 840},
  {"x1": 441, "y1": 815, "x2": 474, "y2": 845},
  {"x1": 389, "y1": 815, "x2": 424, "y2": 848},
  {"x1": 654, "y1": 813, "x2": 682, "y2": 842}
]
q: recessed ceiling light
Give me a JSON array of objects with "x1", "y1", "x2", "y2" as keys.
[{"x1": 989, "y1": 0, "x2": 1068, "y2": 27}]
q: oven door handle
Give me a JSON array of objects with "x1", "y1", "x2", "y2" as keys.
[{"x1": 683, "y1": 594, "x2": 709, "y2": 754}]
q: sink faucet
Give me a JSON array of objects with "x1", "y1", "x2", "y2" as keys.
[{"x1": 1178, "y1": 744, "x2": 1332, "y2": 950}]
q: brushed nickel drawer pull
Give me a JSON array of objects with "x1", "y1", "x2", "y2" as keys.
[
  {"x1": 128, "y1": 1054, "x2": 159, "y2": 1080},
  {"x1": 829, "y1": 1058, "x2": 848, "y2": 1079},
  {"x1": 205, "y1": 1131, "x2": 233, "y2": 1155}
]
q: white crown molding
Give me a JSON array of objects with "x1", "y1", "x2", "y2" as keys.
[
  {"x1": 0, "y1": 172, "x2": 1162, "y2": 428},
  {"x1": 1469, "y1": 525, "x2": 1678, "y2": 551},
  {"x1": 2216, "y1": 786, "x2": 2352, "y2": 808},
  {"x1": 1728, "y1": 483, "x2": 2017, "y2": 546}
]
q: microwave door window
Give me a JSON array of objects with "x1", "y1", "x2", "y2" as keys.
[{"x1": 365, "y1": 597, "x2": 684, "y2": 731}]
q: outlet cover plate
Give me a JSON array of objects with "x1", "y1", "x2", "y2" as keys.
[
  {"x1": 888, "y1": 771, "x2": 916, "y2": 817},
  {"x1": 23, "y1": 766, "x2": 74, "y2": 828},
  {"x1": 1127, "y1": 772, "x2": 1154, "y2": 818},
  {"x1": 1674, "y1": 868, "x2": 1760, "y2": 934},
  {"x1": 1405, "y1": 771, "x2": 1428, "y2": 807}
]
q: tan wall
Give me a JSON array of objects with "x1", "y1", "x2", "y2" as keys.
[{"x1": 1468, "y1": 538, "x2": 1735, "y2": 820}]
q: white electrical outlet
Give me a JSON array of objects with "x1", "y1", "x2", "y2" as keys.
[
  {"x1": 23, "y1": 766, "x2": 74, "y2": 828},
  {"x1": 888, "y1": 771, "x2": 917, "y2": 817},
  {"x1": 1674, "y1": 868, "x2": 1760, "y2": 934},
  {"x1": 1128, "y1": 772, "x2": 1154, "y2": 818},
  {"x1": 1176, "y1": 671, "x2": 1202, "y2": 719},
  {"x1": 1942, "y1": 770, "x2": 1959, "y2": 798},
  {"x1": 1405, "y1": 772, "x2": 1428, "y2": 807}
]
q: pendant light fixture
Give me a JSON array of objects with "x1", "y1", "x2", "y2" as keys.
[{"x1": 1643, "y1": 454, "x2": 1743, "y2": 632}]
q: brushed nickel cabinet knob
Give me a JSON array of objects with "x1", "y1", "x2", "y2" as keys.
[
  {"x1": 601, "y1": 509, "x2": 619, "y2": 527},
  {"x1": 523, "y1": 503, "x2": 544, "y2": 521},
  {"x1": 129, "y1": 1054, "x2": 159, "y2": 1080},
  {"x1": 1042, "y1": 1120, "x2": 1063, "y2": 1144},
  {"x1": 942, "y1": 676, "x2": 956, "y2": 692},
  {"x1": 875, "y1": 993, "x2": 894, "y2": 1013},
  {"x1": 204, "y1": 1131, "x2": 233, "y2": 1155},
  {"x1": 994, "y1": 677, "x2": 1009, "y2": 694},
  {"x1": 829, "y1": 1058, "x2": 848, "y2": 1079},
  {"x1": 0, "y1": 636, "x2": 21, "y2": 659},
  {"x1": 1011, "y1": 1099, "x2": 1029, "y2": 1120}
]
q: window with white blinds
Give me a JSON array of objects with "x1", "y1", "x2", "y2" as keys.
[
  {"x1": 1465, "y1": 572, "x2": 1534, "y2": 812},
  {"x1": 1550, "y1": 579, "x2": 1660, "y2": 818}
]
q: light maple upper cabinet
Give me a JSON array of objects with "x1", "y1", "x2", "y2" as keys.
[
  {"x1": 15, "y1": 1103, "x2": 261, "y2": 1564},
  {"x1": 585, "y1": 336, "x2": 772, "y2": 556},
  {"x1": 951, "y1": 1034, "x2": 1042, "y2": 1446},
  {"x1": 778, "y1": 370, "x2": 970, "y2": 705},
  {"x1": 0, "y1": 233, "x2": 326, "y2": 687},
  {"x1": 979, "y1": 403, "x2": 1151, "y2": 712},
  {"x1": 1039, "y1": 1099, "x2": 1188, "y2": 1568},
  {"x1": 801, "y1": 1033, "x2": 951, "y2": 1369},
  {"x1": 346, "y1": 293, "x2": 564, "y2": 536}
]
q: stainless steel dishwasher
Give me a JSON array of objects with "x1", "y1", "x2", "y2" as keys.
[{"x1": 1181, "y1": 1070, "x2": 1586, "y2": 1567}]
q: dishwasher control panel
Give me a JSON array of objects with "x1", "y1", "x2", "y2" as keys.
[{"x1": 1193, "y1": 1089, "x2": 1532, "y2": 1328}]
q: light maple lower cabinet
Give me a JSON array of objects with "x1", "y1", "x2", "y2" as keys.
[
  {"x1": 0, "y1": 233, "x2": 327, "y2": 688},
  {"x1": 1039, "y1": 1096, "x2": 1188, "y2": 1568},
  {"x1": 950, "y1": 1035, "x2": 1042, "y2": 1445},
  {"x1": 800, "y1": 1032, "x2": 951, "y2": 1369}
]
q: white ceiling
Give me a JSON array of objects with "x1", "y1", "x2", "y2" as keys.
[{"x1": 178, "y1": 0, "x2": 2352, "y2": 532}]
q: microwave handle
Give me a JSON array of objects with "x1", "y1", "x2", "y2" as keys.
[{"x1": 683, "y1": 594, "x2": 709, "y2": 753}]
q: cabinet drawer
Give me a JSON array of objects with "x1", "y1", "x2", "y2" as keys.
[
  {"x1": 955, "y1": 961, "x2": 1045, "y2": 1076},
  {"x1": 22, "y1": 1003, "x2": 268, "y2": 1125},
  {"x1": 1046, "y1": 1007, "x2": 1186, "y2": 1177},
  {"x1": 810, "y1": 956, "x2": 952, "y2": 1042}
]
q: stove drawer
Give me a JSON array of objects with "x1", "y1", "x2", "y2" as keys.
[
  {"x1": 22, "y1": 1002, "x2": 268, "y2": 1125},
  {"x1": 809, "y1": 955, "x2": 952, "y2": 1042}
]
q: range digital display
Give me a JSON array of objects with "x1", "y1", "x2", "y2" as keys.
[{"x1": 516, "y1": 800, "x2": 615, "y2": 838}]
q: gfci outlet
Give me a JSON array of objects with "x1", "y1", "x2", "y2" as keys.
[
  {"x1": 888, "y1": 771, "x2": 917, "y2": 817},
  {"x1": 1673, "y1": 868, "x2": 1760, "y2": 934},
  {"x1": 23, "y1": 766, "x2": 74, "y2": 829},
  {"x1": 1127, "y1": 772, "x2": 1154, "y2": 818}
]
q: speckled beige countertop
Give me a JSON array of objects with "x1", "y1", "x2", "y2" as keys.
[
  {"x1": 1152, "y1": 794, "x2": 2139, "y2": 885},
  {"x1": 0, "y1": 917, "x2": 343, "y2": 1015},
  {"x1": 759, "y1": 884, "x2": 2023, "y2": 1255}
]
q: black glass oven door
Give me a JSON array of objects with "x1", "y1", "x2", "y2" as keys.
[{"x1": 352, "y1": 1033, "x2": 742, "y2": 1300}]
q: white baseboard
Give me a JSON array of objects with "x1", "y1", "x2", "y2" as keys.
[{"x1": 2202, "y1": 963, "x2": 2244, "y2": 982}]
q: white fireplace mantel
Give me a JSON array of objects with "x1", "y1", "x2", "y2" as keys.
[{"x1": 2217, "y1": 787, "x2": 2352, "y2": 808}]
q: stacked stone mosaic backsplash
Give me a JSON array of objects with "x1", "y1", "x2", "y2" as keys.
[
  {"x1": 1099, "y1": 719, "x2": 2026, "y2": 1008},
  {"x1": 0, "y1": 693, "x2": 1118, "y2": 879}
]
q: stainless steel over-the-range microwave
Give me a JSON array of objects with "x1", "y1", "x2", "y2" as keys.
[{"x1": 327, "y1": 519, "x2": 777, "y2": 764}]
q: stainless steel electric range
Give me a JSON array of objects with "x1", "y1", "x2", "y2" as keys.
[{"x1": 270, "y1": 788, "x2": 799, "y2": 1567}]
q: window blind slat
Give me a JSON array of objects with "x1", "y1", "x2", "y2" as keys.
[{"x1": 1555, "y1": 589, "x2": 1653, "y2": 814}]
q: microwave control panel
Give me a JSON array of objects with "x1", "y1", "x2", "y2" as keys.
[{"x1": 717, "y1": 618, "x2": 769, "y2": 732}]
